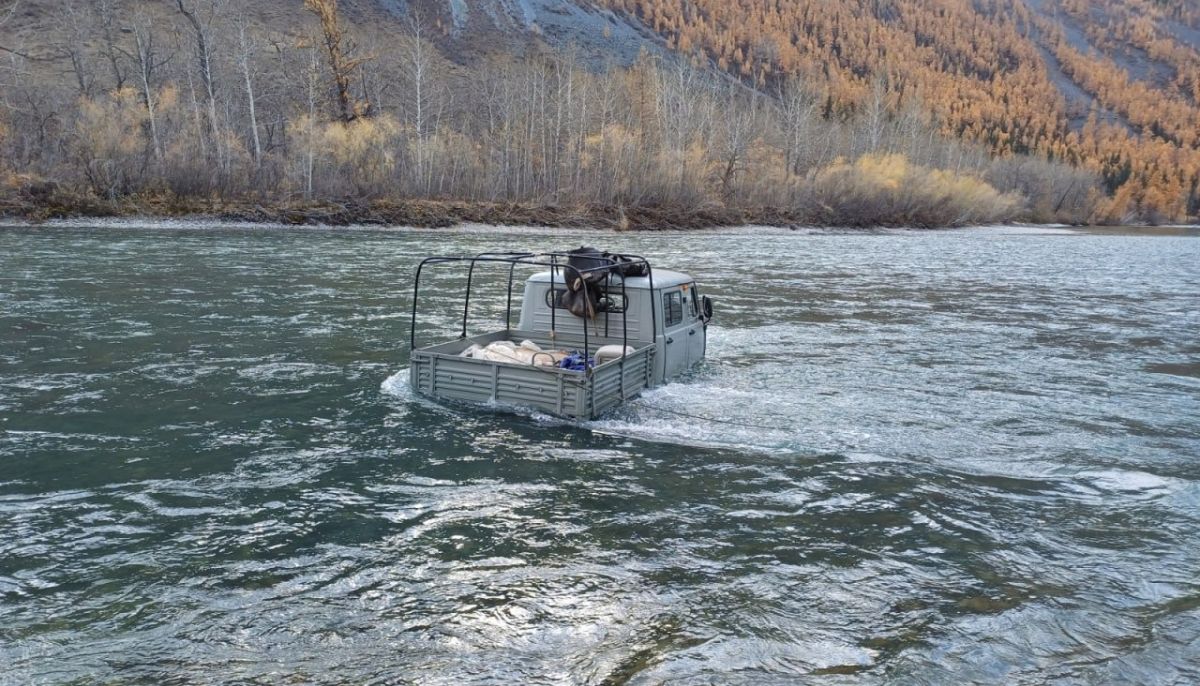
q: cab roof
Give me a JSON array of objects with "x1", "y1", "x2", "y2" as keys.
[{"x1": 526, "y1": 269, "x2": 694, "y2": 290}]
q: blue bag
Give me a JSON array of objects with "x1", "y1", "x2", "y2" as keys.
[{"x1": 558, "y1": 352, "x2": 593, "y2": 372}]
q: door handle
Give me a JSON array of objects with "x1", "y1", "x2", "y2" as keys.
[
  {"x1": 689, "y1": 330, "x2": 696, "y2": 336},
  {"x1": 666, "y1": 337, "x2": 674, "y2": 344}
]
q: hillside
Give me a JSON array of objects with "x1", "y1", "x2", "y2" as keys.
[
  {"x1": 597, "y1": 0, "x2": 1200, "y2": 221},
  {"x1": 0, "y1": 0, "x2": 1196, "y2": 225},
  {"x1": 392, "y1": 0, "x2": 1200, "y2": 220}
]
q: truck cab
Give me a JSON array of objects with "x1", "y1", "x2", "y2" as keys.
[{"x1": 517, "y1": 268, "x2": 709, "y2": 384}]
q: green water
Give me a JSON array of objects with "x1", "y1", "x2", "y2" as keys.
[{"x1": 1, "y1": 224, "x2": 1198, "y2": 684}]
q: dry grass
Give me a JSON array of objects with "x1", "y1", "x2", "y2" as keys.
[{"x1": 798, "y1": 154, "x2": 1023, "y2": 227}]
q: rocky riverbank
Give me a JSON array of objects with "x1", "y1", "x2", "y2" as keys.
[
  {"x1": 1, "y1": 193, "x2": 816, "y2": 232},
  {"x1": 0, "y1": 185, "x2": 998, "y2": 231}
]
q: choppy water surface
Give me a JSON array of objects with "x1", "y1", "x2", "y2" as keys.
[{"x1": 2, "y1": 224, "x2": 1199, "y2": 684}]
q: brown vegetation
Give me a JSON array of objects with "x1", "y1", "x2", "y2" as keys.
[
  {"x1": 0, "y1": 0, "x2": 1166, "y2": 229},
  {"x1": 600, "y1": 0, "x2": 1200, "y2": 224},
  {"x1": 304, "y1": 0, "x2": 372, "y2": 123}
]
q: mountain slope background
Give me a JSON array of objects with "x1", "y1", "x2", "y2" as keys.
[
  {"x1": 0, "y1": 0, "x2": 1196, "y2": 224},
  {"x1": 416, "y1": 0, "x2": 1200, "y2": 220},
  {"x1": 597, "y1": 0, "x2": 1200, "y2": 221}
]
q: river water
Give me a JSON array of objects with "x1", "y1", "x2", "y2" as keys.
[{"x1": 1, "y1": 223, "x2": 1198, "y2": 684}]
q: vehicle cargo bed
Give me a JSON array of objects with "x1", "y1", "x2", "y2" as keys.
[{"x1": 409, "y1": 329, "x2": 655, "y2": 419}]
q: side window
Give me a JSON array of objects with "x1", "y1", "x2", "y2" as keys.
[
  {"x1": 688, "y1": 284, "x2": 700, "y2": 317},
  {"x1": 663, "y1": 290, "x2": 684, "y2": 328}
]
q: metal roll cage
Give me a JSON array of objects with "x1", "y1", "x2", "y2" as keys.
[{"x1": 409, "y1": 251, "x2": 658, "y2": 376}]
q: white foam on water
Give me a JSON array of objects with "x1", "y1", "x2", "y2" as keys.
[
  {"x1": 964, "y1": 224, "x2": 1081, "y2": 236},
  {"x1": 379, "y1": 349, "x2": 812, "y2": 456},
  {"x1": 138, "y1": 363, "x2": 222, "y2": 385},
  {"x1": 237, "y1": 362, "x2": 337, "y2": 382},
  {"x1": 706, "y1": 324, "x2": 807, "y2": 356},
  {"x1": 583, "y1": 379, "x2": 803, "y2": 456},
  {"x1": 380, "y1": 369, "x2": 411, "y2": 399},
  {"x1": 540, "y1": 448, "x2": 634, "y2": 463},
  {"x1": 443, "y1": 222, "x2": 608, "y2": 237},
  {"x1": 634, "y1": 636, "x2": 878, "y2": 678},
  {"x1": 381, "y1": 366, "x2": 481, "y2": 420},
  {"x1": 1078, "y1": 469, "x2": 1179, "y2": 498}
]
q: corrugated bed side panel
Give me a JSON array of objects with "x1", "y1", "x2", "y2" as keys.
[
  {"x1": 412, "y1": 332, "x2": 656, "y2": 418},
  {"x1": 416, "y1": 354, "x2": 582, "y2": 416},
  {"x1": 495, "y1": 364, "x2": 579, "y2": 416},
  {"x1": 410, "y1": 354, "x2": 430, "y2": 394},
  {"x1": 426, "y1": 356, "x2": 499, "y2": 405},
  {"x1": 586, "y1": 349, "x2": 653, "y2": 417}
]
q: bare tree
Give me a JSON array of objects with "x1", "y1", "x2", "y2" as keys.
[
  {"x1": 0, "y1": 0, "x2": 30, "y2": 59},
  {"x1": 399, "y1": 14, "x2": 437, "y2": 191},
  {"x1": 0, "y1": 4, "x2": 1121, "y2": 225},
  {"x1": 96, "y1": 0, "x2": 128, "y2": 91},
  {"x1": 234, "y1": 13, "x2": 262, "y2": 167},
  {"x1": 121, "y1": 11, "x2": 172, "y2": 161},
  {"x1": 859, "y1": 73, "x2": 888, "y2": 156},
  {"x1": 777, "y1": 74, "x2": 821, "y2": 177},
  {"x1": 715, "y1": 82, "x2": 762, "y2": 202},
  {"x1": 655, "y1": 58, "x2": 716, "y2": 200},
  {"x1": 0, "y1": 0, "x2": 16, "y2": 26},
  {"x1": 299, "y1": 45, "x2": 322, "y2": 198},
  {"x1": 893, "y1": 91, "x2": 936, "y2": 167},
  {"x1": 304, "y1": 0, "x2": 371, "y2": 123},
  {"x1": 52, "y1": 3, "x2": 98, "y2": 97},
  {"x1": 175, "y1": 0, "x2": 222, "y2": 163}
]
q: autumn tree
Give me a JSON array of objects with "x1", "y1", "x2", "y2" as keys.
[
  {"x1": 304, "y1": 0, "x2": 371, "y2": 122},
  {"x1": 0, "y1": 0, "x2": 1187, "y2": 225}
]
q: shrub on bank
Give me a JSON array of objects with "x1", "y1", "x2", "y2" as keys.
[{"x1": 800, "y1": 154, "x2": 1022, "y2": 227}]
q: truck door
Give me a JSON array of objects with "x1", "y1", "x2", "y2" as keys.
[
  {"x1": 683, "y1": 283, "x2": 706, "y2": 365},
  {"x1": 661, "y1": 289, "x2": 689, "y2": 379}
]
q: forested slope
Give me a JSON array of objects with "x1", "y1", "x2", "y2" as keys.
[
  {"x1": 599, "y1": 0, "x2": 1200, "y2": 221},
  {"x1": 0, "y1": 0, "x2": 1195, "y2": 226}
]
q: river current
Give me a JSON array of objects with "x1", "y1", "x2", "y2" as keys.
[{"x1": 1, "y1": 223, "x2": 1198, "y2": 684}]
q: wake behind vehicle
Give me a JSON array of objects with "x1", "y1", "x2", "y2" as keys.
[{"x1": 407, "y1": 248, "x2": 713, "y2": 419}]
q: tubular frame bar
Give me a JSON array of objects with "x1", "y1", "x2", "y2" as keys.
[
  {"x1": 462, "y1": 252, "x2": 533, "y2": 339},
  {"x1": 408, "y1": 252, "x2": 655, "y2": 401},
  {"x1": 550, "y1": 255, "x2": 557, "y2": 338},
  {"x1": 505, "y1": 261, "x2": 518, "y2": 330}
]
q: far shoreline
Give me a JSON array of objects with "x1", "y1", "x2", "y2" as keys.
[
  {"x1": 0, "y1": 196, "x2": 974, "y2": 231},
  {"x1": 1, "y1": 196, "x2": 1192, "y2": 235},
  {"x1": 0, "y1": 214, "x2": 1085, "y2": 236}
]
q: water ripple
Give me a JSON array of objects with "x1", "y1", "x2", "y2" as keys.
[{"x1": 1, "y1": 225, "x2": 1198, "y2": 684}]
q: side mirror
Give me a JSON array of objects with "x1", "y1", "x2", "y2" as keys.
[{"x1": 701, "y1": 295, "x2": 714, "y2": 322}]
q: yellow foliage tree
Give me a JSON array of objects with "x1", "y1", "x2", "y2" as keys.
[
  {"x1": 808, "y1": 154, "x2": 1020, "y2": 227},
  {"x1": 73, "y1": 88, "x2": 149, "y2": 198}
]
